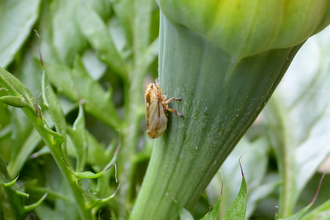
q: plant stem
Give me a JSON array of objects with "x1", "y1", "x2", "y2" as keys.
[{"x1": 131, "y1": 12, "x2": 303, "y2": 219}]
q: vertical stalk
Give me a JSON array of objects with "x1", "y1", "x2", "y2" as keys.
[
  {"x1": 264, "y1": 97, "x2": 296, "y2": 217},
  {"x1": 117, "y1": 0, "x2": 154, "y2": 217},
  {"x1": 131, "y1": 13, "x2": 303, "y2": 219},
  {"x1": 119, "y1": 70, "x2": 144, "y2": 207}
]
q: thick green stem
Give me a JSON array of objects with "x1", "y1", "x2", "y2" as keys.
[{"x1": 131, "y1": 13, "x2": 303, "y2": 219}]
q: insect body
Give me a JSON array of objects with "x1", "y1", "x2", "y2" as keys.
[{"x1": 145, "y1": 80, "x2": 183, "y2": 139}]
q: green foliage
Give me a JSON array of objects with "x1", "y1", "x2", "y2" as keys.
[{"x1": 1, "y1": 0, "x2": 330, "y2": 220}]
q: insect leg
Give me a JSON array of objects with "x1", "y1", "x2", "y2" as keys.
[
  {"x1": 166, "y1": 107, "x2": 184, "y2": 117},
  {"x1": 164, "y1": 97, "x2": 182, "y2": 104}
]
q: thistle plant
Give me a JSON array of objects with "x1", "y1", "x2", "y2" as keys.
[{"x1": 1, "y1": 0, "x2": 330, "y2": 220}]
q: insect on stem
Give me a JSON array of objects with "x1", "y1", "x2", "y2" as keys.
[{"x1": 145, "y1": 80, "x2": 184, "y2": 138}]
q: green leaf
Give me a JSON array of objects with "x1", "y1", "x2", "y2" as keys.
[
  {"x1": 302, "y1": 199, "x2": 330, "y2": 220},
  {"x1": 24, "y1": 193, "x2": 48, "y2": 212},
  {"x1": 276, "y1": 170, "x2": 328, "y2": 220},
  {"x1": 112, "y1": 0, "x2": 134, "y2": 47},
  {"x1": 81, "y1": 50, "x2": 107, "y2": 81},
  {"x1": 0, "y1": 67, "x2": 64, "y2": 146},
  {"x1": 3, "y1": 175, "x2": 19, "y2": 187},
  {"x1": 0, "y1": 67, "x2": 35, "y2": 108},
  {"x1": 200, "y1": 197, "x2": 221, "y2": 220},
  {"x1": 276, "y1": 204, "x2": 312, "y2": 220},
  {"x1": 96, "y1": 184, "x2": 120, "y2": 203},
  {"x1": 95, "y1": 144, "x2": 120, "y2": 197},
  {"x1": 263, "y1": 25, "x2": 330, "y2": 216},
  {"x1": 50, "y1": 0, "x2": 87, "y2": 65},
  {"x1": 0, "y1": 124, "x2": 10, "y2": 141},
  {"x1": 68, "y1": 163, "x2": 117, "y2": 180},
  {"x1": 178, "y1": 208, "x2": 194, "y2": 220},
  {"x1": 132, "y1": 0, "x2": 154, "y2": 58},
  {"x1": 6, "y1": 108, "x2": 38, "y2": 177},
  {"x1": 25, "y1": 185, "x2": 73, "y2": 202},
  {"x1": 67, "y1": 103, "x2": 87, "y2": 172},
  {"x1": 0, "y1": 96, "x2": 29, "y2": 108},
  {"x1": 0, "y1": 153, "x2": 12, "y2": 186},
  {"x1": 223, "y1": 163, "x2": 247, "y2": 220},
  {"x1": 8, "y1": 129, "x2": 42, "y2": 177},
  {"x1": 0, "y1": 154, "x2": 28, "y2": 219},
  {"x1": 66, "y1": 127, "x2": 114, "y2": 167},
  {"x1": 44, "y1": 58, "x2": 121, "y2": 129},
  {"x1": 206, "y1": 136, "x2": 271, "y2": 219},
  {"x1": 71, "y1": 56, "x2": 121, "y2": 128},
  {"x1": 42, "y1": 72, "x2": 70, "y2": 165},
  {"x1": 0, "y1": 0, "x2": 40, "y2": 68},
  {"x1": 171, "y1": 198, "x2": 194, "y2": 220},
  {"x1": 34, "y1": 179, "x2": 80, "y2": 220},
  {"x1": 77, "y1": 1, "x2": 127, "y2": 77}
]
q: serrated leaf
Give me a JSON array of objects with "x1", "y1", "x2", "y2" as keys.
[
  {"x1": 0, "y1": 67, "x2": 35, "y2": 108},
  {"x1": 223, "y1": 165, "x2": 247, "y2": 220},
  {"x1": 68, "y1": 163, "x2": 117, "y2": 180},
  {"x1": 44, "y1": 59, "x2": 121, "y2": 129},
  {"x1": 0, "y1": 154, "x2": 29, "y2": 200},
  {"x1": 71, "y1": 56, "x2": 121, "y2": 128},
  {"x1": 0, "y1": 67, "x2": 64, "y2": 149},
  {"x1": 206, "y1": 137, "x2": 271, "y2": 219}
]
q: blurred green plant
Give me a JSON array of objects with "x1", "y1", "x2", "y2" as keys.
[{"x1": 1, "y1": 0, "x2": 330, "y2": 220}]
